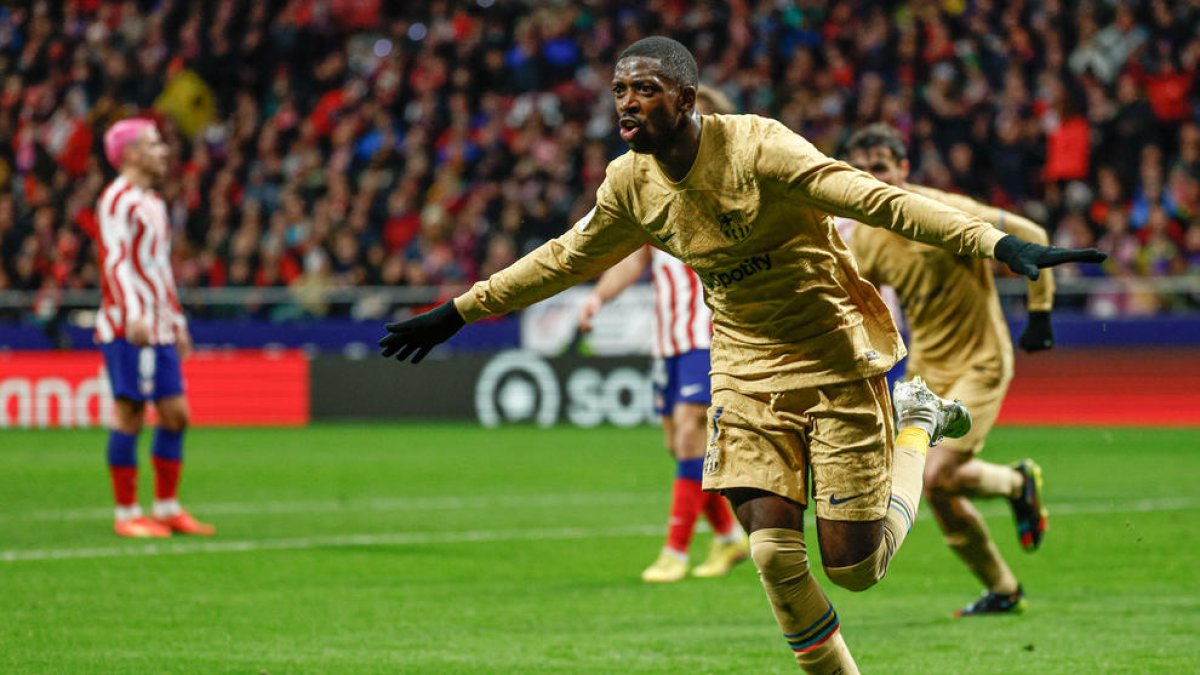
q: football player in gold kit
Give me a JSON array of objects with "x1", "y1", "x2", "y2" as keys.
[
  {"x1": 840, "y1": 124, "x2": 1051, "y2": 617},
  {"x1": 380, "y1": 38, "x2": 1104, "y2": 673},
  {"x1": 578, "y1": 85, "x2": 750, "y2": 584}
]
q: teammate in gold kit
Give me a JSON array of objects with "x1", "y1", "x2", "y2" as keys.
[
  {"x1": 379, "y1": 37, "x2": 1104, "y2": 673},
  {"x1": 841, "y1": 124, "x2": 1052, "y2": 617}
]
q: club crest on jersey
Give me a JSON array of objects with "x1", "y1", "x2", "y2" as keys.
[{"x1": 717, "y1": 210, "x2": 752, "y2": 242}]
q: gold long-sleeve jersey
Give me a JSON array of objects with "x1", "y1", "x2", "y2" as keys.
[
  {"x1": 455, "y1": 114, "x2": 1006, "y2": 393},
  {"x1": 844, "y1": 183, "x2": 1054, "y2": 384}
]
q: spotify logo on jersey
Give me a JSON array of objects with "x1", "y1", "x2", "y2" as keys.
[{"x1": 474, "y1": 351, "x2": 654, "y2": 428}]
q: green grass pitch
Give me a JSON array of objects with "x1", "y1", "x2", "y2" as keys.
[{"x1": 1, "y1": 424, "x2": 1197, "y2": 674}]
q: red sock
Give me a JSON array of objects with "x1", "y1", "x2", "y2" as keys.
[
  {"x1": 666, "y1": 478, "x2": 705, "y2": 553},
  {"x1": 152, "y1": 457, "x2": 181, "y2": 500},
  {"x1": 110, "y1": 466, "x2": 138, "y2": 507},
  {"x1": 703, "y1": 491, "x2": 737, "y2": 536}
]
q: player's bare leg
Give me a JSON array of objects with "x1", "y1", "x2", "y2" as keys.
[
  {"x1": 934, "y1": 453, "x2": 1048, "y2": 551},
  {"x1": 728, "y1": 489, "x2": 858, "y2": 674},
  {"x1": 151, "y1": 395, "x2": 214, "y2": 536},
  {"x1": 641, "y1": 413, "x2": 691, "y2": 582},
  {"x1": 925, "y1": 446, "x2": 1041, "y2": 615},
  {"x1": 642, "y1": 405, "x2": 705, "y2": 581},
  {"x1": 821, "y1": 378, "x2": 970, "y2": 591},
  {"x1": 110, "y1": 398, "x2": 170, "y2": 538},
  {"x1": 668, "y1": 403, "x2": 747, "y2": 579},
  {"x1": 644, "y1": 403, "x2": 745, "y2": 581},
  {"x1": 926, "y1": 448, "x2": 1020, "y2": 591}
]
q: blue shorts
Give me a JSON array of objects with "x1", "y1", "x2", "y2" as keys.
[
  {"x1": 99, "y1": 340, "x2": 184, "y2": 402},
  {"x1": 886, "y1": 355, "x2": 908, "y2": 393},
  {"x1": 652, "y1": 349, "x2": 712, "y2": 417}
]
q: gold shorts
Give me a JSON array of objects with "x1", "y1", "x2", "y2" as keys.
[
  {"x1": 922, "y1": 365, "x2": 1012, "y2": 455},
  {"x1": 701, "y1": 375, "x2": 894, "y2": 522}
]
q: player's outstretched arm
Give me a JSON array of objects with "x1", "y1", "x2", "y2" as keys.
[
  {"x1": 974, "y1": 208, "x2": 1056, "y2": 351},
  {"x1": 915, "y1": 188, "x2": 1061, "y2": 352},
  {"x1": 378, "y1": 300, "x2": 466, "y2": 363},
  {"x1": 991, "y1": 234, "x2": 1106, "y2": 281},
  {"x1": 756, "y1": 119, "x2": 1107, "y2": 276},
  {"x1": 993, "y1": 234, "x2": 1101, "y2": 349},
  {"x1": 992, "y1": 234, "x2": 1105, "y2": 352},
  {"x1": 380, "y1": 178, "x2": 649, "y2": 364},
  {"x1": 988, "y1": 208, "x2": 1058, "y2": 351}
]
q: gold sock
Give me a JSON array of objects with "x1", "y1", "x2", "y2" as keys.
[
  {"x1": 889, "y1": 432, "x2": 926, "y2": 531},
  {"x1": 797, "y1": 631, "x2": 857, "y2": 674},
  {"x1": 896, "y1": 426, "x2": 930, "y2": 457},
  {"x1": 749, "y1": 529, "x2": 859, "y2": 674},
  {"x1": 974, "y1": 461, "x2": 1022, "y2": 499}
]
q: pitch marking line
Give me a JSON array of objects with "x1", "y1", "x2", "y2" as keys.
[
  {"x1": 0, "y1": 496, "x2": 1193, "y2": 564},
  {"x1": 0, "y1": 524, "x2": 665, "y2": 562},
  {"x1": 0, "y1": 491, "x2": 665, "y2": 523},
  {"x1": 6, "y1": 492, "x2": 1195, "y2": 524}
]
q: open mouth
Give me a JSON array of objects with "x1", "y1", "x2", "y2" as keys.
[{"x1": 618, "y1": 118, "x2": 642, "y2": 141}]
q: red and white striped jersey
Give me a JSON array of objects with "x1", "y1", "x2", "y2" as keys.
[
  {"x1": 92, "y1": 175, "x2": 186, "y2": 344},
  {"x1": 650, "y1": 248, "x2": 712, "y2": 358}
]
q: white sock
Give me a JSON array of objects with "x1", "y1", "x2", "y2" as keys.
[
  {"x1": 715, "y1": 524, "x2": 745, "y2": 544},
  {"x1": 115, "y1": 504, "x2": 142, "y2": 521},
  {"x1": 664, "y1": 547, "x2": 689, "y2": 562},
  {"x1": 152, "y1": 498, "x2": 181, "y2": 519}
]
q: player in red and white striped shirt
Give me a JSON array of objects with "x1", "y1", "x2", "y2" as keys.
[
  {"x1": 90, "y1": 118, "x2": 213, "y2": 538},
  {"x1": 580, "y1": 246, "x2": 747, "y2": 583},
  {"x1": 648, "y1": 248, "x2": 712, "y2": 359},
  {"x1": 577, "y1": 85, "x2": 748, "y2": 583}
]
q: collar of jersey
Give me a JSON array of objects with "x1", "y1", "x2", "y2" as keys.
[{"x1": 648, "y1": 115, "x2": 710, "y2": 190}]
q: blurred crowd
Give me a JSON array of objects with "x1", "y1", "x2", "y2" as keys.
[{"x1": 1, "y1": 0, "x2": 1198, "y2": 319}]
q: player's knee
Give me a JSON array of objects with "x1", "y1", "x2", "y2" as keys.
[
  {"x1": 750, "y1": 536, "x2": 783, "y2": 573},
  {"x1": 823, "y1": 544, "x2": 887, "y2": 592},
  {"x1": 923, "y1": 478, "x2": 951, "y2": 501},
  {"x1": 160, "y1": 410, "x2": 189, "y2": 432},
  {"x1": 113, "y1": 399, "x2": 145, "y2": 434},
  {"x1": 750, "y1": 533, "x2": 809, "y2": 584},
  {"x1": 923, "y1": 464, "x2": 961, "y2": 498},
  {"x1": 672, "y1": 432, "x2": 703, "y2": 460},
  {"x1": 672, "y1": 423, "x2": 704, "y2": 456},
  {"x1": 824, "y1": 561, "x2": 882, "y2": 592},
  {"x1": 115, "y1": 419, "x2": 144, "y2": 435},
  {"x1": 942, "y1": 530, "x2": 973, "y2": 549}
]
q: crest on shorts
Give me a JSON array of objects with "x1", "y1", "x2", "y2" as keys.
[
  {"x1": 717, "y1": 210, "x2": 752, "y2": 242},
  {"x1": 704, "y1": 446, "x2": 721, "y2": 475},
  {"x1": 704, "y1": 406, "x2": 724, "y2": 475}
]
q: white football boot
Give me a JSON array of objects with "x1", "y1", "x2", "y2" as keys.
[{"x1": 892, "y1": 377, "x2": 972, "y2": 446}]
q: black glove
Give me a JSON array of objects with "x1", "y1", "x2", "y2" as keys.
[
  {"x1": 992, "y1": 234, "x2": 1107, "y2": 280},
  {"x1": 1018, "y1": 311, "x2": 1054, "y2": 353},
  {"x1": 379, "y1": 301, "x2": 465, "y2": 363}
]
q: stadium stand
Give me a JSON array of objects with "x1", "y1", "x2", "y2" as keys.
[{"x1": 0, "y1": 0, "x2": 1197, "y2": 319}]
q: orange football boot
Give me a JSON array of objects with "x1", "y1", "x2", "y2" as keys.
[
  {"x1": 155, "y1": 510, "x2": 216, "y2": 536},
  {"x1": 114, "y1": 516, "x2": 172, "y2": 538}
]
